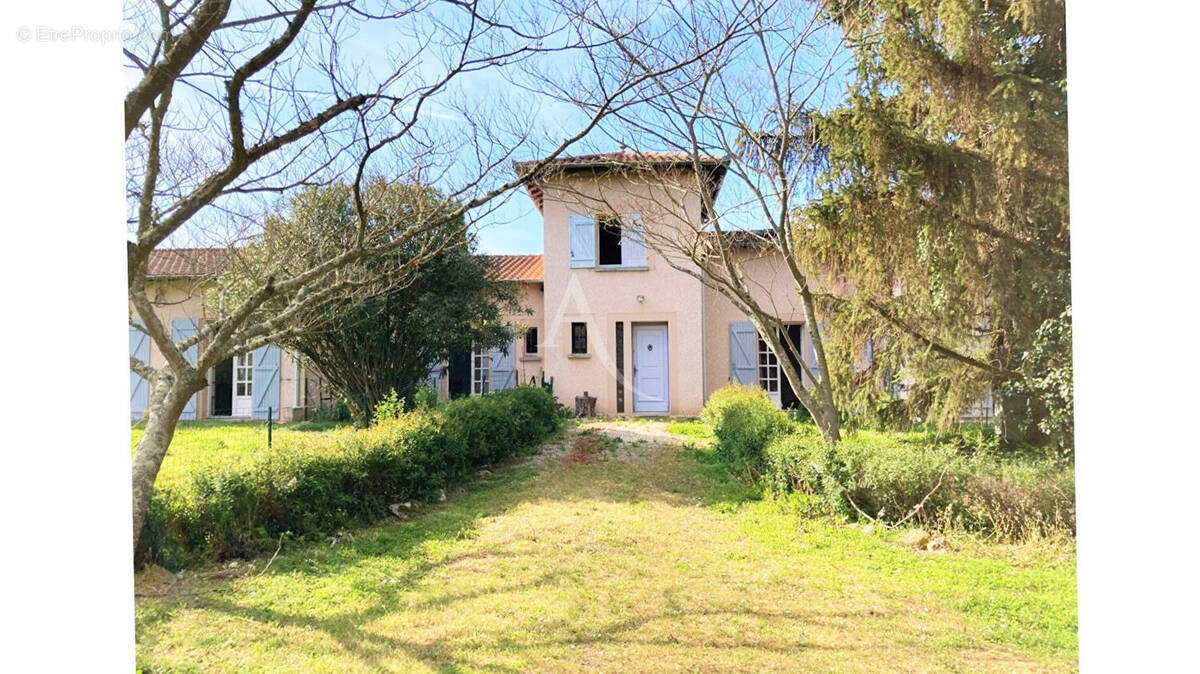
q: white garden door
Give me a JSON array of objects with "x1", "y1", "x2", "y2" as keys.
[
  {"x1": 233, "y1": 352, "x2": 254, "y2": 417},
  {"x1": 632, "y1": 323, "x2": 669, "y2": 413}
]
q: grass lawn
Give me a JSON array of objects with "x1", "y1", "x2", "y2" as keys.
[
  {"x1": 131, "y1": 420, "x2": 347, "y2": 488},
  {"x1": 136, "y1": 420, "x2": 1076, "y2": 672}
]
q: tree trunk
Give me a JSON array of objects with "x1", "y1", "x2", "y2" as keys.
[
  {"x1": 131, "y1": 373, "x2": 198, "y2": 557},
  {"x1": 995, "y1": 388, "x2": 1033, "y2": 446}
]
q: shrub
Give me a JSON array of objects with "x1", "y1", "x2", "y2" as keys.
[
  {"x1": 412, "y1": 384, "x2": 441, "y2": 410},
  {"x1": 700, "y1": 385, "x2": 791, "y2": 470},
  {"x1": 139, "y1": 386, "x2": 561, "y2": 569},
  {"x1": 372, "y1": 389, "x2": 405, "y2": 423},
  {"x1": 762, "y1": 429, "x2": 1074, "y2": 541}
]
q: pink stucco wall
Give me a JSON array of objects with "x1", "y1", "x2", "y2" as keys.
[
  {"x1": 504, "y1": 282, "x2": 546, "y2": 387},
  {"x1": 701, "y1": 248, "x2": 812, "y2": 399}
]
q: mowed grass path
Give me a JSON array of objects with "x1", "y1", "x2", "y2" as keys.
[{"x1": 136, "y1": 421, "x2": 1077, "y2": 672}]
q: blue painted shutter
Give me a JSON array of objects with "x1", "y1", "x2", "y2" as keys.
[
  {"x1": 489, "y1": 335, "x2": 516, "y2": 391},
  {"x1": 568, "y1": 214, "x2": 595, "y2": 268},
  {"x1": 252, "y1": 344, "x2": 280, "y2": 419},
  {"x1": 424, "y1": 361, "x2": 442, "y2": 392},
  {"x1": 621, "y1": 213, "x2": 646, "y2": 267},
  {"x1": 129, "y1": 324, "x2": 150, "y2": 421},
  {"x1": 729, "y1": 322, "x2": 757, "y2": 385},
  {"x1": 171, "y1": 318, "x2": 199, "y2": 420}
]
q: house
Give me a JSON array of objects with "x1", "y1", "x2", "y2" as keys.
[
  {"x1": 129, "y1": 248, "x2": 554, "y2": 422},
  {"x1": 479, "y1": 151, "x2": 821, "y2": 416},
  {"x1": 129, "y1": 248, "x2": 307, "y2": 422},
  {"x1": 131, "y1": 151, "x2": 824, "y2": 421},
  {"x1": 434, "y1": 151, "x2": 823, "y2": 416}
]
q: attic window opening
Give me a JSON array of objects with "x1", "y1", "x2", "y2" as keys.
[{"x1": 598, "y1": 217, "x2": 623, "y2": 266}]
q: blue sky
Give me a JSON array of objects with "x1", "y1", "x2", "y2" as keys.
[{"x1": 132, "y1": 0, "x2": 849, "y2": 255}]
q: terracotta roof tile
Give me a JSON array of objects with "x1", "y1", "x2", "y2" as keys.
[
  {"x1": 482, "y1": 254, "x2": 543, "y2": 282},
  {"x1": 144, "y1": 247, "x2": 544, "y2": 283},
  {"x1": 145, "y1": 247, "x2": 231, "y2": 278}
]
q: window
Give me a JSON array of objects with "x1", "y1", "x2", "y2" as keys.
[
  {"x1": 235, "y1": 351, "x2": 254, "y2": 398},
  {"x1": 588, "y1": 214, "x2": 646, "y2": 268},
  {"x1": 471, "y1": 347, "x2": 490, "y2": 395},
  {"x1": 524, "y1": 327, "x2": 538, "y2": 355},
  {"x1": 571, "y1": 322, "x2": 588, "y2": 355},
  {"x1": 757, "y1": 334, "x2": 779, "y2": 395},
  {"x1": 598, "y1": 217, "x2": 623, "y2": 265}
]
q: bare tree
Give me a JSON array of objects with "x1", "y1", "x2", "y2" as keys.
[
  {"x1": 530, "y1": 0, "x2": 848, "y2": 441},
  {"x1": 126, "y1": 0, "x2": 763, "y2": 552}
]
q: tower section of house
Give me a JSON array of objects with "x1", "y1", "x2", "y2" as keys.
[{"x1": 516, "y1": 152, "x2": 728, "y2": 416}]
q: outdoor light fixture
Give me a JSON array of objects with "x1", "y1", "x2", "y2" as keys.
[{"x1": 636, "y1": 294, "x2": 645, "y2": 303}]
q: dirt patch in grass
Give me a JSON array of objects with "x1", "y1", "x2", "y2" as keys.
[{"x1": 136, "y1": 420, "x2": 1076, "y2": 672}]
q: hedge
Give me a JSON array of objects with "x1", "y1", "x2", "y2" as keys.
[
  {"x1": 139, "y1": 386, "x2": 562, "y2": 568},
  {"x1": 763, "y1": 430, "x2": 1075, "y2": 540}
]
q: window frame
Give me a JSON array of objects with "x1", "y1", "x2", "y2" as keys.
[
  {"x1": 570, "y1": 322, "x2": 588, "y2": 355},
  {"x1": 524, "y1": 327, "x2": 538, "y2": 355},
  {"x1": 234, "y1": 351, "x2": 254, "y2": 399},
  {"x1": 590, "y1": 213, "x2": 647, "y2": 271},
  {"x1": 756, "y1": 333, "x2": 780, "y2": 396},
  {"x1": 471, "y1": 346, "x2": 491, "y2": 395},
  {"x1": 597, "y1": 215, "x2": 624, "y2": 266}
]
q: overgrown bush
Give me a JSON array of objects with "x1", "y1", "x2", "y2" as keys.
[
  {"x1": 700, "y1": 385, "x2": 791, "y2": 470},
  {"x1": 139, "y1": 386, "x2": 561, "y2": 569},
  {"x1": 763, "y1": 429, "x2": 1075, "y2": 540},
  {"x1": 412, "y1": 384, "x2": 441, "y2": 410},
  {"x1": 372, "y1": 389, "x2": 405, "y2": 423}
]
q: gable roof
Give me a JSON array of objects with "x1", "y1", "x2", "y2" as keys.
[
  {"x1": 513, "y1": 150, "x2": 728, "y2": 213},
  {"x1": 144, "y1": 247, "x2": 544, "y2": 282}
]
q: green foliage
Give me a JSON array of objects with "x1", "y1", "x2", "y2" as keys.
[
  {"x1": 138, "y1": 386, "x2": 561, "y2": 568},
  {"x1": 763, "y1": 428, "x2": 1074, "y2": 540},
  {"x1": 412, "y1": 384, "x2": 441, "y2": 411},
  {"x1": 804, "y1": 0, "x2": 1070, "y2": 438},
  {"x1": 311, "y1": 399, "x2": 352, "y2": 423},
  {"x1": 1005, "y1": 306, "x2": 1074, "y2": 453},
  {"x1": 700, "y1": 385, "x2": 791, "y2": 470},
  {"x1": 372, "y1": 389, "x2": 405, "y2": 423},
  {"x1": 231, "y1": 179, "x2": 523, "y2": 415}
]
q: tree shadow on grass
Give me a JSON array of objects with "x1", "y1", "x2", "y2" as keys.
[{"x1": 139, "y1": 425, "x2": 1029, "y2": 671}]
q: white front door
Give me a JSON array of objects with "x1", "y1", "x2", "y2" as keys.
[
  {"x1": 233, "y1": 352, "x2": 254, "y2": 417},
  {"x1": 632, "y1": 323, "x2": 669, "y2": 413}
]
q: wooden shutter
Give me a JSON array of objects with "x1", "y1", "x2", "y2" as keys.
[
  {"x1": 252, "y1": 344, "x2": 280, "y2": 419},
  {"x1": 729, "y1": 322, "x2": 757, "y2": 385},
  {"x1": 171, "y1": 318, "x2": 199, "y2": 420},
  {"x1": 129, "y1": 324, "x2": 150, "y2": 421},
  {"x1": 621, "y1": 213, "x2": 646, "y2": 267},
  {"x1": 568, "y1": 214, "x2": 595, "y2": 268}
]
